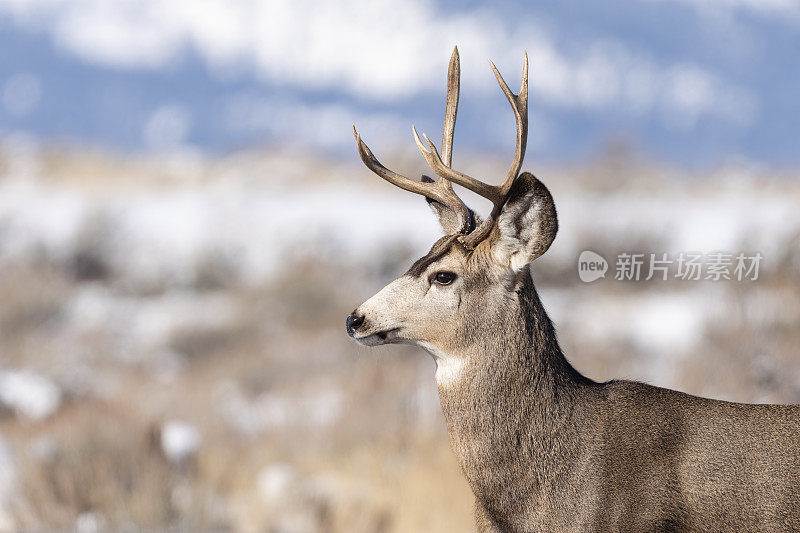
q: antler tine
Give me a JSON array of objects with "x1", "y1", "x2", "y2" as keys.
[
  {"x1": 353, "y1": 125, "x2": 472, "y2": 232},
  {"x1": 489, "y1": 51, "x2": 528, "y2": 197},
  {"x1": 353, "y1": 125, "x2": 445, "y2": 202},
  {"x1": 412, "y1": 126, "x2": 502, "y2": 203},
  {"x1": 460, "y1": 52, "x2": 529, "y2": 249},
  {"x1": 441, "y1": 46, "x2": 460, "y2": 168}
]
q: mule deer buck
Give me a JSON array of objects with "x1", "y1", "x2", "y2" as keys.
[{"x1": 346, "y1": 48, "x2": 800, "y2": 532}]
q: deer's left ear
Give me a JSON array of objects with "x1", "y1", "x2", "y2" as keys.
[{"x1": 490, "y1": 172, "x2": 558, "y2": 272}]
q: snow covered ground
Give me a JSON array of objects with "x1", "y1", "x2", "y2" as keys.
[{"x1": 0, "y1": 147, "x2": 798, "y2": 531}]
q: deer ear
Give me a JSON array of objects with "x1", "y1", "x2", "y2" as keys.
[
  {"x1": 490, "y1": 172, "x2": 558, "y2": 272},
  {"x1": 421, "y1": 175, "x2": 479, "y2": 235}
]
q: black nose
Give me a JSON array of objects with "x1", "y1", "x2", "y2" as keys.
[{"x1": 346, "y1": 312, "x2": 364, "y2": 336}]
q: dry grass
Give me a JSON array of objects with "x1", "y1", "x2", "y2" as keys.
[{"x1": 0, "y1": 257, "x2": 476, "y2": 531}]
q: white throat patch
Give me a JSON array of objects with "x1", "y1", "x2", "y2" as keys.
[{"x1": 418, "y1": 341, "x2": 465, "y2": 387}]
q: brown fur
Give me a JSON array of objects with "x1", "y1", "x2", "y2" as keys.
[{"x1": 440, "y1": 270, "x2": 800, "y2": 531}]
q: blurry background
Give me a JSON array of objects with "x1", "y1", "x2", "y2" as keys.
[{"x1": 0, "y1": 1, "x2": 799, "y2": 531}]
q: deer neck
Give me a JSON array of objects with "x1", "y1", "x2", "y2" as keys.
[{"x1": 433, "y1": 273, "x2": 593, "y2": 513}]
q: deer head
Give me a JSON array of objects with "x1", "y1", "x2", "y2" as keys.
[{"x1": 346, "y1": 48, "x2": 558, "y2": 384}]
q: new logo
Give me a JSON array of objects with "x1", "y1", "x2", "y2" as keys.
[{"x1": 578, "y1": 251, "x2": 608, "y2": 283}]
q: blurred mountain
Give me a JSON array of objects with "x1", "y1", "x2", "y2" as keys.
[{"x1": 0, "y1": 0, "x2": 798, "y2": 166}]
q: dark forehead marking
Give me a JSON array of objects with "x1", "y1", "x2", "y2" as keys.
[{"x1": 405, "y1": 235, "x2": 461, "y2": 278}]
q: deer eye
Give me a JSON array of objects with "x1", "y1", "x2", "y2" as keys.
[{"x1": 432, "y1": 271, "x2": 456, "y2": 286}]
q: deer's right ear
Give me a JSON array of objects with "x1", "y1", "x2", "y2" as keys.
[
  {"x1": 421, "y1": 175, "x2": 478, "y2": 235},
  {"x1": 490, "y1": 173, "x2": 558, "y2": 272}
]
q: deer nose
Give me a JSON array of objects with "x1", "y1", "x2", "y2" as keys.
[{"x1": 346, "y1": 312, "x2": 365, "y2": 336}]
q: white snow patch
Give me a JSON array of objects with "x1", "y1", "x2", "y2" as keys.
[
  {"x1": 0, "y1": 371, "x2": 61, "y2": 421},
  {"x1": 257, "y1": 462, "x2": 295, "y2": 502},
  {"x1": 214, "y1": 380, "x2": 344, "y2": 437},
  {"x1": 628, "y1": 294, "x2": 706, "y2": 353},
  {"x1": 160, "y1": 420, "x2": 202, "y2": 464}
]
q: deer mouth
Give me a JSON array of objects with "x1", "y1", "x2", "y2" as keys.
[{"x1": 354, "y1": 328, "x2": 400, "y2": 346}]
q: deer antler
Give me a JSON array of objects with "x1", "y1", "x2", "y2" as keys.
[
  {"x1": 352, "y1": 47, "x2": 474, "y2": 234},
  {"x1": 353, "y1": 48, "x2": 530, "y2": 247},
  {"x1": 414, "y1": 51, "x2": 529, "y2": 249}
]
